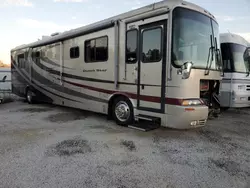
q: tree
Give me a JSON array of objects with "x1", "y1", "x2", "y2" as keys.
[{"x1": 0, "y1": 60, "x2": 10, "y2": 67}]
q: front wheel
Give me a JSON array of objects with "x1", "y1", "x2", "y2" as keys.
[{"x1": 112, "y1": 97, "x2": 134, "y2": 126}]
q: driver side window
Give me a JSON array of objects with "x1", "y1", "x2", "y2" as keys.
[{"x1": 221, "y1": 43, "x2": 233, "y2": 72}]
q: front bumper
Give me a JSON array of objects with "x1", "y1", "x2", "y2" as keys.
[
  {"x1": 220, "y1": 91, "x2": 250, "y2": 108},
  {"x1": 231, "y1": 94, "x2": 250, "y2": 108},
  {"x1": 165, "y1": 105, "x2": 208, "y2": 129}
]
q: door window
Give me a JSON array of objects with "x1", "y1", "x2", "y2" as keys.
[{"x1": 141, "y1": 27, "x2": 162, "y2": 63}]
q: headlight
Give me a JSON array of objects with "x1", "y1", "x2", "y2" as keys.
[
  {"x1": 238, "y1": 85, "x2": 245, "y2": 90},
  {"x1": 182, "y1": 99, "x2": 202, "y2": 106}
]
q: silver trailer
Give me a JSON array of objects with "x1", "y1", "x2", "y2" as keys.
[
  {"x1": 11, "y1": 0, "x2": 222, "y2": 129},
  {"x1": 220, "y1": 33, "x2": 250, "y2": 109}
]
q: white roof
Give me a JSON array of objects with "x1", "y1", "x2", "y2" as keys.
[
  {"x1": 220, "y1": 33, "x2": 249, "y2": 46},
  {"x1": 11, "y1": 0, "x2": 217, "y2": 51}
]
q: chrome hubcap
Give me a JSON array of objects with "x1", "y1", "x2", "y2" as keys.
[{"x1": 115, "y1": 101, "x2": 130, "y2": 122}]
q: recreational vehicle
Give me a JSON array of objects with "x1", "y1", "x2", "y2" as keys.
[
  {"x1": 11, "y1": 0, "x2": 222, "y2": 130},
  {"x1": 220, "y1": 33, "x2": 250, "y2": 109}
]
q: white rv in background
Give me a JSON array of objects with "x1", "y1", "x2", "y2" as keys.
[
  {"x1": 0, "y1": 68, "x2": 11, "y2": 91},
  {"x1": 220, "y1": 33, "x2": 250, "y2": 109},
  {"x1": 11, "y1": 0, "x2": 222, "y2": 130},
  {"x1": 0, "y1": 67, "x2": 11, "y2": 103}
]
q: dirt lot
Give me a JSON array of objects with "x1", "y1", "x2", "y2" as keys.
[{"x1": 0, "y1": 100, "x2": 249, "y2": 188}]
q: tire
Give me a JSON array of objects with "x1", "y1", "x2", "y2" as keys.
[
  {"x1": 26, "y1": 89, "x2": 34, "y2": 104},
  {"x1": 220, "y1": 107, "x2": 229, "y2": 111},
  {"x1": 112, "y1": 96, "x2": 134, "y2": 126}
]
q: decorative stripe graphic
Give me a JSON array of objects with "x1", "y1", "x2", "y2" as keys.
[
  {"x1": 222, "y1": 78, "x2": 250, "y2": 84},
  {"x1": 12, "y1": 56, "x2": 183, "y2": 106},
  {"x1": 11, "y1": 60, "x2": 81, "y2": 103},
  {"x1": 31, "y1": 63, "x2": 108, "y2": 103},
  {"x1": 0, "y1": 70, "x2": 11, "y2": 72},
  {"x1": 36, "y1": 71, "x2": 107, "y2": 103},
  {"x1": 64, "y1": 80, "x2": 183, "y2": 105},
  {"x1": 222, "y1": 78, "x2": 250, "y2": 81},
  {"x1": 41, "y1": 57, "x2": 73, "y2": 70},
  {"x1": 37, "y1": 58, "x2": 169, "y2": 87}
]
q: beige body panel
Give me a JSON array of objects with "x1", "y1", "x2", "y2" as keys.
[{"x1": 10, "y1": 0, "x2": 221, "y2": 129}]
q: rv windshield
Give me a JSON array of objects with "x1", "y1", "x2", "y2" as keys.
[
  {"x1": 221, "y1": 43, "x2": 249, "y2": 73},
  {"x1": 172, "y1": 7, "x2": 220, "y2": 70}
]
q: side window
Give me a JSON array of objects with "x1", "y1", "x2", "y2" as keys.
[
  {"x1": 223, "y1": 60, "x2": 231, "y2": 71},
  {"x1": 126, "y1": 29, "x2": 138, "y2": 63},
  {"x1": 85, "y1": 36, "x2": 108, "y2": 63},
  {"x1": 221, "y1": 43, "x2": 232, "y2": 72},
  {"x1": 17, "y1": 54, "x2": 25, "y2": 68},
  {"x1": 32, "y1": 51, "x2": 41, "y2": 64},
  {"x1": 142, "y1": 27, "x2": 162, "y2": 63},
  {"x1": 70, "y1": 46, "x2": 80, "y2": 59}
]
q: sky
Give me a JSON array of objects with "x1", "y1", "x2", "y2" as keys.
[{"x1": 0, "y1": 0, "x2": 250, "y2": 64}]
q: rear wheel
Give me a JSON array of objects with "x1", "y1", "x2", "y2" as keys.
[
  {"x1": 26, "y1": 89, "x2": 34, "y2": 104},
  {"x1": 112, "y1": 96, "x2": 134, "y2": 126}
]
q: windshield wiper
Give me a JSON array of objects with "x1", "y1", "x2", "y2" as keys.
[
  {"x1": 214, "y1": 37, "x2": 223, "y2": 73},
  {"x1": 243, "y1": 48, "x2": 250, "y2": 77},
  {"x1": 205, "y1": 35, "x2": 215, "y2": 75}
]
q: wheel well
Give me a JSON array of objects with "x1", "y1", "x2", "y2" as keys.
[
  {"x1": 107, "y1": 94, "x2": 133, "y2": 120},
  {"x1": 25, "y1": 85, "x2": 34, "y2": 96}
]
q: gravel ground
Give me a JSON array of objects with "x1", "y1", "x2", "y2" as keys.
[{"x1": 0, "y1": 100, "x2": 249, "y2": 188}]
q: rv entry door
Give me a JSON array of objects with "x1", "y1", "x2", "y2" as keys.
[
  {"x1": 126, "y1": 15, "x2": 167, "y2": 113},
  {"x1": 135, "y1": 18, "x2": 167, "y2": 113}
]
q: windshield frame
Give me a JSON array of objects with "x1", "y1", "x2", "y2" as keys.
[
  {"x1": 221, "y1": 42, "x2": 249, "y2": 74},
  {"x1": 171, "y1": 6, "x2": 220, "y2": 71}
]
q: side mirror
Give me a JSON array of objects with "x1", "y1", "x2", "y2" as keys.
[
  {"x1": 244, "y1": 47, "x2": 250, "y2": 71},
  {"x1": 244, "y1": 47, "x2": 250, "y2": 62},
  {"x1": 181, "y1": 61, "x2": 193, "y2": 79}
]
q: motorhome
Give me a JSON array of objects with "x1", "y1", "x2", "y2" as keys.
[
  {"x1": 11, "y1": 0, "x2": 222, "y2": 130},
  {"x1": 220, "y1": 33, "x2": 250, "y2": 109}
]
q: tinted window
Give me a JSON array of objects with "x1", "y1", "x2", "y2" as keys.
[
  {"x1": 221, "y1": 43, "x2": 248, "y2": 73},
  {"x1": 32, "y1": 50, "x2": 40, "y2": 64},
  {"x1": 230, "y1": 43, "x2": 248, "y2": 73},
  {"x1": 221, "y1": 43, "x2": 232, "y2": 72},
  {"x1": 85, "y1": 36, "x2": 108, "y2": 63},
  {"x1": 70, "y1": 47, "x2": 79, "y2": 59},
  {"x1": 142, "y1": 27, "x2": 162, "y2": 63},
  {"x1": 32, "y1": 51, "x2": 40, "y2": 59},
  {"x1": 126, "y1": 30, "x2": 138, "y2": 63},
  {"x1": 18, "y1": 54, "x2": 25, "y2": 68},
  {"x1": 36, "y1": 51, "x2": 40, "y2": 58}
]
